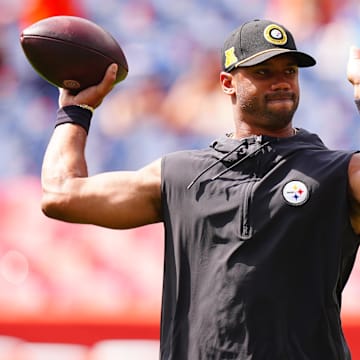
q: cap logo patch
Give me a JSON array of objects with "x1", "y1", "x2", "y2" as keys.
[
  {"x1": 224, "y1": 46, "x2": 239, "y2": 69},
  {"x1": 264, "y1": 24, "x2": 287, "y2": 46},
  {"x1": 282, "y1": 180, "x2": 309, "y2": 206}
]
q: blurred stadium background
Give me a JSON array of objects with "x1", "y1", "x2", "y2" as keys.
[{"x1": 1, "y1": 0, "x2": 360, "y2": 358}]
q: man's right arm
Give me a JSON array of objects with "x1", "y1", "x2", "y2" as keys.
[
  {"x1": 41, "y1": 126, "x2": 162, "y2": 229},
  {"x1": 41, "y1": 64, "x2": 163, "y2": 229}
]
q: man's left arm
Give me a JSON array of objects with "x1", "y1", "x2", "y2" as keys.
[{"x1": 347, "y1": 46, "x2": 360, "y2": 233}]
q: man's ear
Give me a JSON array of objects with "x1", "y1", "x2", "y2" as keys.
[{"x1": 220, "y1": 71, "x2": 235, "y2": 95}]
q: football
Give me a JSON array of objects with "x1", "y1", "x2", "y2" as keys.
[{"x1": 20, "y1": 16, "x2": 129, "y2": 92}]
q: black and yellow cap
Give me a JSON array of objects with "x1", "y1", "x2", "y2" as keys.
[{"x1": 222, "y1": 19, "x2": 316, "y2": 72}]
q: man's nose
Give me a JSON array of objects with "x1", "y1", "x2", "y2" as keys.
[{"x1": 271, "y1": 76, "x2": 291, "y2": 91}]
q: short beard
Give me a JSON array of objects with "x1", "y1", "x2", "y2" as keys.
[{"x1": 238, "y1": 94, "x2": 299, "y2": 131}]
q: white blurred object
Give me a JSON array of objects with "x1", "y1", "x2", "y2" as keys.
[
  {"x1": 15, "y1": 342, "x2": 89, "y2": 360},
  {"x1": 0, "y1": 250, "x2": 29, "y2": 285},
  {"x1": 0, "y1": 335, "x2": 23, "y2": 360},
  {"x1": 90, "y1": 339, "x2": 159, "y2": 360}
]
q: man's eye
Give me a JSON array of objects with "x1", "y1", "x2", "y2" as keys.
[
  {"x1": 286, "y1": 68, "x2": 297, "y2": 75},
  {"x1": 256, "y1": 69, "x2": 267, "y2": 76}
]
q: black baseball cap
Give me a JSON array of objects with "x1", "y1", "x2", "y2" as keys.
[{"x1": 222, "y1": 19, "x2": 316, "y2": 72}]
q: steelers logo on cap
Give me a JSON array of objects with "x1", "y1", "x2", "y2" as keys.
[
  {"x1": 282, "y1": 180, "x2": 309, "y2": 206},
  {"x1": 264, "y1": 24, "x2": 288, "y2": 46}
]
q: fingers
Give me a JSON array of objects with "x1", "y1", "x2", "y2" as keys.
[
  {"x1": 96, "y1": 63, "x2": 118, "y2": 97},
  {"x1": 347, "y1": 46, "x2": 360, "y2": 91},
  {"x1": 58, "y1": 63, "x2": 119, "y2": 109},
  {"x1": 106, "y1": 63, "x2": 118, "y2": 85},
  {"x1": 350, "y1": 46, "x2": 360, "y2": 59}
]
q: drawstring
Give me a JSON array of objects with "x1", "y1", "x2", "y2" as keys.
[
  {"x1": 186, "y1": 142, "x2": 245, "y2": 189},
  {"x1": 187, "y1": 140, "x2": 271, "y2": 189},
  {"x1": 211, "y1": 141, "x2": 270, "y2": 181}
]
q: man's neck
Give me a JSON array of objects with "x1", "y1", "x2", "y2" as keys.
[{"x1": 232, "y1": 124, "x2": 296, "y2": 139}]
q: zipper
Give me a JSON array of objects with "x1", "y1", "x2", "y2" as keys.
[{"x1": 239, "y1": 180, "x2": 257, "y2": 240}]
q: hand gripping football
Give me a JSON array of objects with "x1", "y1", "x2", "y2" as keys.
[{"x1": 20, "y1": 16, "x2": 129, "y2": 91}]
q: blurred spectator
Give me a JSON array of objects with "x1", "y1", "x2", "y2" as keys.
[
  {"x1": 264, "y1": 0, "x2": 347, "y2": 41},
  {"x1": 0, "y1": 0, "x2": 22, "y2": 25},
  {"x1": 161, "y1": 49, "x2": 233, "y2": 137},
  {"x1": 19, "y1": 0, "x2": 87, "y2": 28}
]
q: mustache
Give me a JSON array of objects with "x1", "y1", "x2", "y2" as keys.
[{"x1": 265, "y1": 92, "x2": 296, "y2": 101}]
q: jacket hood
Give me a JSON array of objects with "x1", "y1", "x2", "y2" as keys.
[
  {"x1": 210, "y1": 128, "x2": 327, "y2": 161},
  {"x1": 187, "y1": 128, "x2": 327, "y2": 189}
]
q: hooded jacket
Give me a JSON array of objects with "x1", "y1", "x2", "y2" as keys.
[{"x1": 160, "y1": 129, "x2": 359, "y2": 360}]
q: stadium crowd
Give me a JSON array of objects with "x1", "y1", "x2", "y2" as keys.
[
  {"x1": 0, "y1": 0, "x2": 359, "y2": 175},
  {"x1": 0, "y1": 0, "x2": 360, "y2": 354}
]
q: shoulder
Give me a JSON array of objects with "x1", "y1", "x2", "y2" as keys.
[
  {"x1": 347, "y1": 152, "x2": 360, "y2": 234},
  {"x1": 137, "y1": 158, "x2": 162, "y2": 189},
  {"x1": 349, "y1": 151, "x2": 360, "y2": 168},
  {"x1": 348, "y1": 152, "x2": 360, "y2": 188},
  {"x1": 162, "y1": 148, "x2": 214, "y2": 170},
  {"x1": 347, "y1": 152, "x2": 360, "y2": 184},
  {"x1": 161, "y1": 148, "x2": 214, "y2": 188}
]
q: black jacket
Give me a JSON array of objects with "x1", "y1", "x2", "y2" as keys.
[{"x1": 160, "y1": 129, "x2": 359, "y2": 360}]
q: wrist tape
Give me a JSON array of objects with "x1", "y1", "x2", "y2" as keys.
[{"x1": 55, "y1": 105, "x2": 93, "y2": 134}]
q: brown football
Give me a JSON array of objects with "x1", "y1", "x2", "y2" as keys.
[{"x1": 20, "y1": 16, "x2": 128, "y2": 91}]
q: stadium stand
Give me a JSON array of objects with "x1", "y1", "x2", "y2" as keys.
[{"x1": 0, "y1": 0, "x2": 360, "y2": 358}]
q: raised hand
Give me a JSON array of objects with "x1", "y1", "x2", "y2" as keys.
[
  {"x1": 347, "y1": 46, "x2": 360, "y2": 99},
  {"x1": 58, "y1": 63, "x2": 118, "y2": 109}
]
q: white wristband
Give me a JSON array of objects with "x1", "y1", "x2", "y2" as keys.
[{"x1": 76, "y1": 104, "x2": 95, "y2": 114}]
